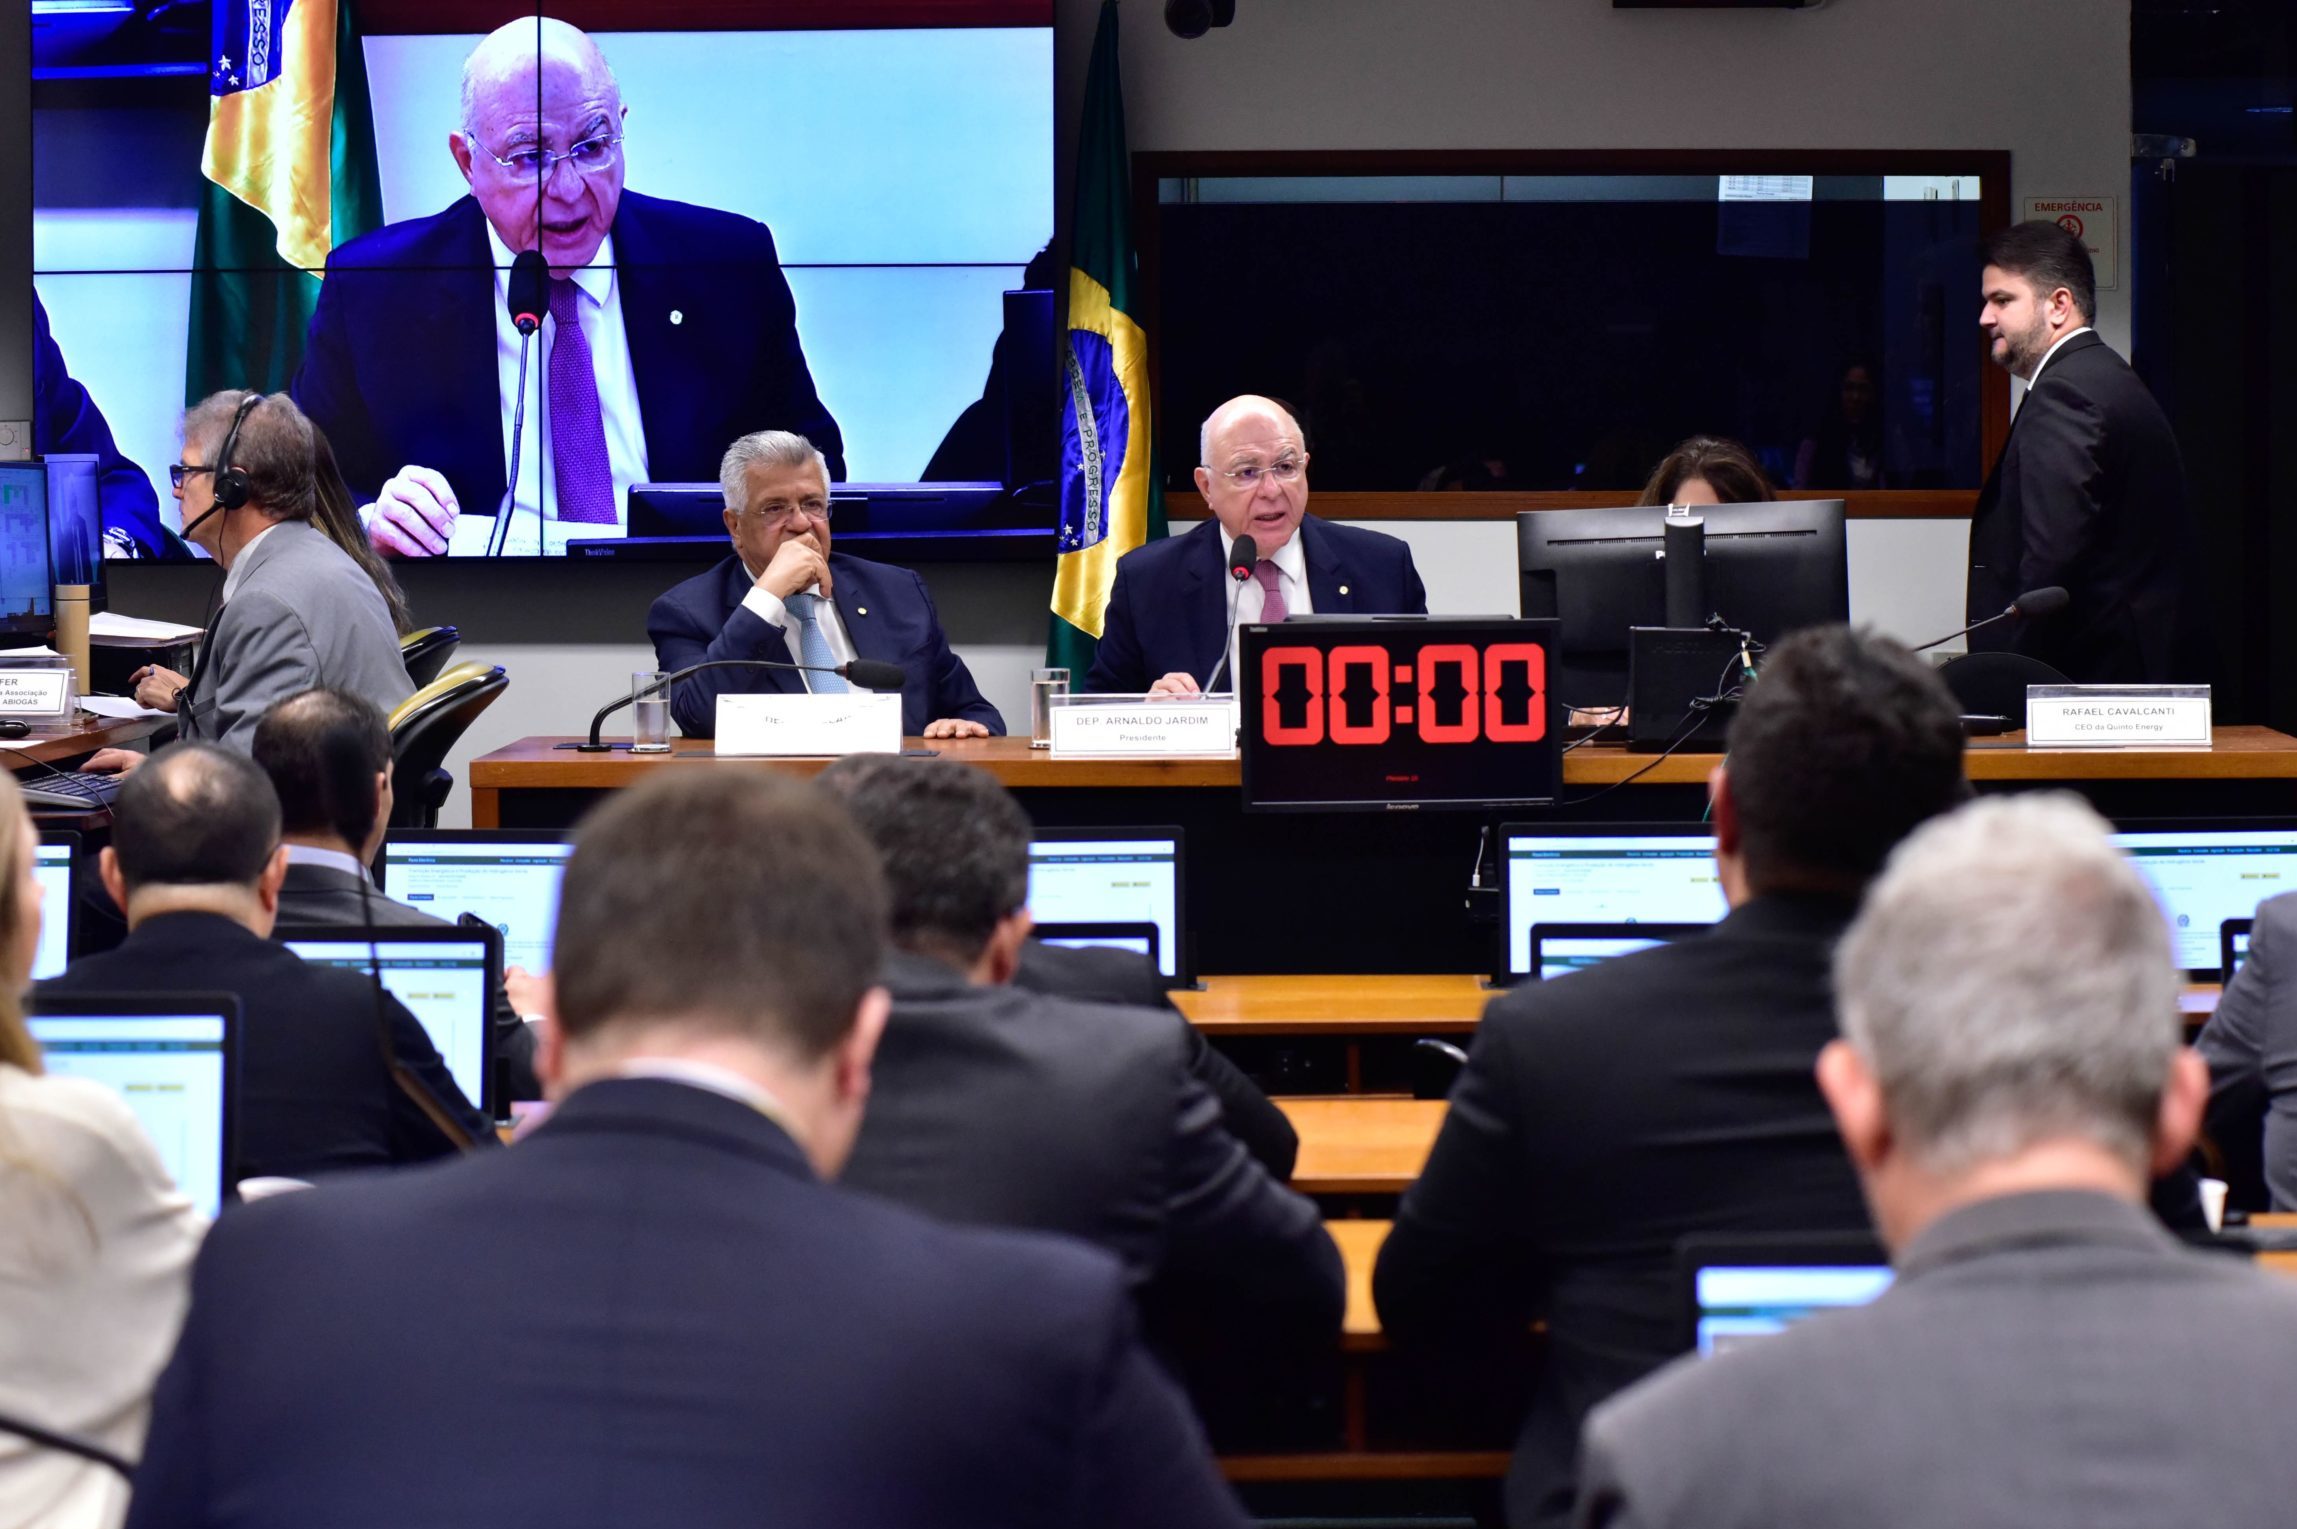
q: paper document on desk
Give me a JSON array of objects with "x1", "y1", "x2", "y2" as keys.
[
  {"x1": 0, "y1": 646, "x2": 66, "y2": 661},
  {"x1": 89, "y1": 612, "x2": 204, "y2": 642},
  {"x1": 80, "y1": 695, "x2": 173, "y2": 721}
]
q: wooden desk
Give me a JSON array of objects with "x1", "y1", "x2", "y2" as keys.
[
  {"x1": 1179, "y1": 974, "x2": 1489, "y2": 1036},
  {"x1": 1331, "y1": 1218, "x2": 1391, "y2": 1353},
  {"x1": 2, "y1": 713, "x2": 167, "y2": 771},
  {"x1": 1282, "y1": 1097, "x2": 1445, "y2": 1195}
]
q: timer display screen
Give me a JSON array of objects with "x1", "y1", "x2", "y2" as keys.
[{"x1": 1239, "y1": 617, "x2": 1561, "y2": 811}]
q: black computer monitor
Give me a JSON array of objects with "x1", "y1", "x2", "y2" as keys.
[{"x1": 1517, "y1": 499, "x2": 1848, "y2": 709}]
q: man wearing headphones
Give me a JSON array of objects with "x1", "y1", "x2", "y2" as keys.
[{"x1": 87, "y1": 393, "x2": 413, "y2": 770}]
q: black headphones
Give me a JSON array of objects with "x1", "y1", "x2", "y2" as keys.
[{"x1": 211, "y1": 391, "x2": 262, "y2": 512}]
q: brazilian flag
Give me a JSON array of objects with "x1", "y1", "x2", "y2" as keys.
[
  {"x1": 185, "y1": 0, "x2": 383, "y2": 403},
  {"x1": 1049, "y1": 0, "x2": 1162, "y2": 675}
]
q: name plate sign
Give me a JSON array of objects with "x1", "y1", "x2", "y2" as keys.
[
  {"x1": 715, "y1": 692, "x2": 901, "y2": 757},
  {"x1": 2025, "y1": 685, "x2": 2211, "y2": 748},
  {"x1": 0, "y1": 667, "x2": 73, "y2": 722},
  {"x1": 1048, "y1": 695, "x2": 1238, "y2": 758}
]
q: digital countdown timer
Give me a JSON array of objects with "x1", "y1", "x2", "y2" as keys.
[{"x1": 1238, "y1": 617, "x2": 1561, "y2": 811}]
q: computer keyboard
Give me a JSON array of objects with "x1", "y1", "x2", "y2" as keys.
[{"x1": 21, "y1": 771, "x2": 125, "y2": 812}]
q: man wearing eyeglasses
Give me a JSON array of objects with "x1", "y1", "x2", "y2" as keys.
[
  {"x1": 648, "y1": 431, "x2": 1003, "y2": 741},
  {"x1": 292, "y1": 16, "x2": 842, "y2": 558},
  {"x1": 1086, "y1": 394, "x2": 1427, "y2": 695}
]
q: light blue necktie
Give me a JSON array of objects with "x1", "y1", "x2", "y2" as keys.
[{"x1": 784, "y1": 591, "x2": 849, "y2": 694}]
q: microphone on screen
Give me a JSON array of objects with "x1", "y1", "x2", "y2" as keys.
[
  {"x1": 1200, "y1": 534, "x2": 1261, "y2": 694},
  {"x1": 1909, "y1": 586, "x2": 2070, "y2": 654},
  {"x1": 571, "y1": 657, "x2": 908, "y2": 751},
  {"x1": 486, "y1": 250, "x2": 554, "y2": 558}
]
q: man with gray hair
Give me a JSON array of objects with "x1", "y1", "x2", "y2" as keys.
[
  {"x1": 1574, "y1": 794, "x2": 2297, "y2": 1529},
  {"x1": 647, "y1": 430, "x2": 1002, "y2": 738},
  {"x1": 295, "y1": 15, "x2": 841, "y2": 557}
]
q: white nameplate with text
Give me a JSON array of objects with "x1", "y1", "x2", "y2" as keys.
[
  {"x1": 715, "y1": 692, "x2": 902, "y2": 757},
  {"x1": 1048, "y1": 695, "x2": 1238, "y2": 758},
  {"x1": 2025, "y1": 685, "x2": 2211, "y2": 748},
  {"x1": 0, "y1": 666, "x2": 74, "y2": 722}
]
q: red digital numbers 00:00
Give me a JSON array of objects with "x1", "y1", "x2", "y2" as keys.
[{"x1": 1257, "y1": 643, "x2": 1547, "y2": 746}]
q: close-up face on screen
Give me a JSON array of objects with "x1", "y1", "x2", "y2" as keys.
[{"x1": 31, "y1": 2, "x2": 1055, "y2": 561}]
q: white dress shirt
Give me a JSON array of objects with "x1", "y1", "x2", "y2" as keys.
[
  {"x1": 451, "y1": 224, "x2": 651, "y2": 556},
  {"x1": 217, "y1": 521, "x2": 282, "y2": 602},
  {"x1": 0, "y1": 1065, "x2": 204, "y2": 1529},
  {"x1": 285, "y1": 843, "x2": 375, "y2": 884},
  {"x1": 738, "y1": 562, "x2": 857, "y2": 693},
  {"x1": 1214, "y1": 525, "x2": 1312, "y2": 689},
  {"x1": 2021, "y1": 325, "x2": 2094, "y2": 394}
]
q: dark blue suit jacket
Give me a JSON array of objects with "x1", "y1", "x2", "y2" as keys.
[
  {"x1": 32, "y1": 293, "x2": 170, "y2": 558},
  {"x1": 1086, "y1": 516, "x2": 1429, "y2": 693},
  {"x1": 648, "y1": 553, "x2": 1004, "y2": 738},
  {"x1": 292, "y1": 191, "x2": 843, "y2": 518},
  {"x1": 124, "y1": 1078, "x2": 1249, "y2": 1529}
]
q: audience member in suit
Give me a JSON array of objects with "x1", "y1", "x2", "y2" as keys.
[
  {"x1": 1375, "y1": 626, "x2": 1973, "y2": 1529},
  {"x1": 1967, "y1": 221, "x2": 2193, "y2": 683},
  {"x1": 295, "y1": 18, "x2": 842, "y2": 557},
  {"x1": 1576, "y1": 796, "x2": 2297, "y2": 1529},
  {"x1": 0, "y1": 771, "x2": 204, "y2": 1529},
  {"x1": 2197, "y1": 889, "x2": 2297, "y2": 1209},
  {"x1": 37, "y1": 745, "x2": 488, "y2": 1182},
  {"x1": 85, "y1": 392, "x2": 414, "y2": 773},
  {"x1": 251, "y1": 688, "x2": 541, "y2": 1106},
  {"x1": 1014, "y1": 939, "x2": 1298, "y2": 1180},
  {"x1": 124, "y1": 771, "x2": 1246, "y2": 1529},
  {"x1": 649, "y1": 431, "x2": 1003, "y2": 740},
  {"x1": 1086, "y1": 395, "x2": 1427, "y2": 696},
  {"x1": 819, "y1": 756, "x2": 1343, "y2": 1439}
]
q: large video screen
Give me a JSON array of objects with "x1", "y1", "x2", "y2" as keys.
[{"x1": 31, "y1": 2, "x2": 1053, "y2": 560}]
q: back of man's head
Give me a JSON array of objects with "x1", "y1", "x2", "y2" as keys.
[
  {"x1": 552, "y1": 772, "x2": 886, "y2": 1062},
  {"x1": 112, "y1": 743, "x2": 282, "y2": 891},
  {"x1": 252, "y1": 688, "x2": 392, "y2": 850},
  {"x1": 1835, "y1": 794, "x2": 2180, "y2": 1177},
  {"x1": 815, "y1": 755, "x2": 1030, "y2": 970},
  {"x1": 1723, "y1": 625, "x2": 1968, "y2": 894}
]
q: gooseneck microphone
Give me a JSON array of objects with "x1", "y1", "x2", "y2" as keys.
[
  {"x1": 1199, "y1": 532, "x2": 1259, "y2": 695},
  {"x1": 570, "y1": 656, "x2": 908, "y2": 751},
  {"x1": 1910, "y1": 586, "x2": 2070, "y2": 654},
  {"x1": 487, "y1": 249, "x2": 552, "y2": 559}
]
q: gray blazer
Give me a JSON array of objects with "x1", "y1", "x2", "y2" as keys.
[
  {"x1": 2198, "y1": 889, "x2": 2297, "y2": 1208},
  {"x1": 1575, "y1": 1191, "x2": 2297, "y2": 1529},
  {"x1": 181, "y1": 519, "x2": 412, "y2": 752}
]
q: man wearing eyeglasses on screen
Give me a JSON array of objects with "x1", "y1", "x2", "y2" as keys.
[
  {"x1": 1085, "y1": 394, "x2": 1427, "y2": 696},
  {"x1": 292, "y1": 16, "x2": 842, "y2": 558}
]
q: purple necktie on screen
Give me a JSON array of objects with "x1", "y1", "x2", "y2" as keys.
[
  {"x1": 547, "y1": 278, "x2": 616, "y2": 525},
  {"x1": 1254, "y1": 559, "x2": 1289, "y2": 624}
]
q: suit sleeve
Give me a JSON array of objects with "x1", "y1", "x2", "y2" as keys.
[
  {"x1": 1180, "y1": 1021, "x2": 1299, "y2": 1180},
  {"x1": 196, "y1": 592, "x2": 324, "y2": 752},
  {"x1": 383, "y1": 993, "x2": 497, "y2": 1160},
  {"x1": 1067, "y1": 1268, "x2": 1254, "y2": 1529},
  {"x1": 1084, "y1": 560, "x2": 1149, "y2": 694},
  {"x1": 1394, "y1": 539, "x2": 1429, "y2": 615},
  {"x1": 906, "y1": 570, "x2": 1005, "y2": 733},
  {"x1": 123, "y1": 1233, "x2": 221, "y2": 1529},
  {"x1": 491, "y1": 985, "x2": 541, "y2": 1104},
  {"x1": 291, "y1": 257, "x2": 389, "y2": 505},
  {"x1": 1571, "y1": 1411, "x2": 1659, "y2": 1529},
  {"x1": 744, "y1": 222, "x2": 845, "y2": 480},
  {"x1": 1374, "y1": 1000, "x2": 1546, "y2": 1344},
  {"x1": 2008, "y1": 385, "x2": 2112, "y2": 599},
  {"x1": 33, "y1": 296, "x2": 167, "y2": 558},
  {"x1": 2199, "y1": 900, "x2": 2280, "y2": 1183},
  {"x1": 645, "y1": 584, "x2": 799, "y2": 739}
]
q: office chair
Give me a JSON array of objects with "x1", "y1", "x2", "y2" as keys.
[
  {"x1": 398, "y1": 625, "x2": 462, "y2": 689},
  {"x1": 1409, "y1": 1037, "x2": 1470, "y2": 1101},
  {"x1": 1937, "y1": 650, "x2": 2069, "y2": 722},
  {"x1": 387, "y1": 661, "x2": 507, "y2": 829}
]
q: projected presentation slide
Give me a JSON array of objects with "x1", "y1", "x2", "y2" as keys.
[
  {"x1": 385, "y1": 841, "x2": 571, "y2": 974},
  {"x1": 31, "y1": 1015, "x2": 229, "y2": 1219},
  {"x1": 1028, "y1": 839, "x2": 1182, "y2": 980},
  {"x1": 289, "y1": 940, "x2": 493, "y2": 1112},
  {"x1": 1694, "y1": 1264, "x2": 1895, "y2": 1357},
  {"x1": 31, "y1": 4, "x2": 1053, "y2": 559},
  {"x1": 2111, "y1": 829, "x2": 2297, "y2": 972},
  {"x1": 1504, "y1": 833, "x2": 1724, "y2": 975},
  {"x1": 31, "y1": 842, "x2": 72, "y2": 981}
]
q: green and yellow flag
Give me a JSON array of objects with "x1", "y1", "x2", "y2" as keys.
[
  {"x1": 186, "y1": 0, "x2": 382, "y2": 402},
  {"x1": 1049, "y1": 0, "x2": 1162, "y2": 674}
]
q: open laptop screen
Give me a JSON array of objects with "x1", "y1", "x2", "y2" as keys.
[
  {"x1": 1500, "y1": 826, "x2": 1723, "y2": 977},
  {"x1": 280, "y1": 929, "x2": 497, "y2": 1117},
  {"x1": 1027, "y1": 830, "x2": 1185, "y2": 982},
  {"x1": 1681, "y1": 1233, "x2": 1892, "y2": 1356},
  {"x1": 2111, "y1": 825, "x2": 2297, "y2": 976},
  {"x1": 27, "y1": 1006, "x2": 235, "y2": 1219},
  {"x1": 382, "y1": 834, "x2": 570, "y2": 975},
  {"x1": 32, "y1": 835, "x2": 75, "y2": 980}
]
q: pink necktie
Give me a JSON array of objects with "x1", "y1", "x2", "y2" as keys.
[
  {"x1": 547, "y1": 279, "x2": 616, "y2": 524},
  {"x1": 1254, "y1": 559, "x2": 1289, "y2": 623}
]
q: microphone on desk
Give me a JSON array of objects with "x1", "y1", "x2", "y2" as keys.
[
  {"x1": 1200, "y1": 532, "x2": 1259, "y2": 694},
  {"x1": 486, "y1": 250, "x2": 552, "y2": 560},
  {"x1": 1908, "y1": 586, "x2": 2070, "y2": 654},
  {"x1": 570, "y1": 656, "x2": 907, "y2": 751}
]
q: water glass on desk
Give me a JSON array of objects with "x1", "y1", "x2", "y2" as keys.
[
  {"x1": 1030, "y1": 668, "x2": 1069, "y2": 749},
  {"x1": 631, "y1": 671, "x2": 672, "y2": 753}
]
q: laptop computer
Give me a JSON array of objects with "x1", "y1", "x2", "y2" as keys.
[
  {"x1": 27, "y1": 993, "x2": 240, "y2": 1219},
  {"x1": 1496, "y1": 823, "x2": 1723, "y2": 980},
  {"x1": 1031, "y1": 920, "x2": 1162, "y2": 967},
  {"x1": 2111, "y1": 821, "x2": 2297, "y2": 978},
  {"x1": 32, "y1": 831, "x2": 77, "y2": 980},
  {"x1": 380, "y1": 831, "x2": 571, "y2": 977},
  {"x1": 1527, "y1": 922, "x2": 1707, "y2": 983},
  {"x1": 278, "y1": 925, "x2": 500, "y2": 1120},
  {"x1": 1027, "y1": 827, "x2": 1188, "y2": 986},
  {"x1": 1679, "y1": 1231, "x2": 1893, "y2": 1357}
]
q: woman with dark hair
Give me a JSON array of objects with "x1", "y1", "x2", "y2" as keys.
[
  {"x1": 1794, "y1": 362, "x2": 1885, "y2": 490},
  {"x1": 0, "y1": 769, "x2": 204, "y2": 1526},
  {"x1": 1636, "y1": 435, "x2": 1777, "y2": 508}
]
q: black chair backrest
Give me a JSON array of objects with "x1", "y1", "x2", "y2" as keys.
[
  {"x1": 1937, "y1": 650, "x2": 2070, "y2": 720},
  {"x1": 399, "y1": 625, "x2": 463, "y2": 689},
  {"x1": 1409, "y1": 1037, "x2": 1470, "y2": 1101}
]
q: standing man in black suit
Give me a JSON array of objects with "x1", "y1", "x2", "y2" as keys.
[
  {"x1": 294, "y1": 16, "x2": 842, "y2": 557},
  {"x1": 124, "y1": 771, "x2": 1247, "y2": 1529},
  {"x1": 252, "y1": 688, "x2": 541, "y2": 1106},
  {"x1": 817, "y1": 755, "x2": 1342, "y2": 1436},
  {"x1": 1966, "y1": 221, "x2": 2191, "y2": 682},
  {"x1": 37, "y1": 745, "x2": 489, "y2": 1182},
  {"x1": 1373, "y1": 626, "x2": 1972, "y2": 1529}
]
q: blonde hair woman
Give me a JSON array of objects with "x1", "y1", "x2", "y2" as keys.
[{"x1": 0, "y1": 772, "x2": 204, "y2": 1526}]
